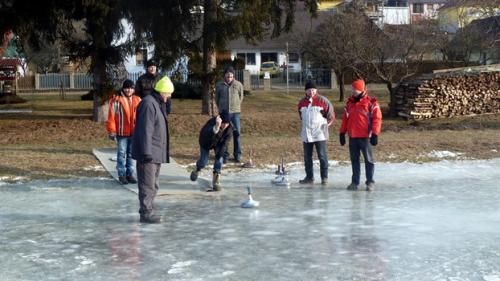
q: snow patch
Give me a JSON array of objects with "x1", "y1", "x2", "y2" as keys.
[
  {"x1": 83, "y1": 165, "x2": 105, "y2": 171},
  {"x1": 222, "y1": 271, "x2": 235, "y2": 276},
  {"x1": 0, "y1": 176, "x2": 27, "y2": 182},
  {"x1": 427, "y1": 150, "x2": 464, "y2": 159},
  {"x1": 250, "y1": 230, "x2": 280, "y2": 236},
  {"x1": 483, "y1": 275, "x2": 500, "y2": 281},
  {"x1": 168, "y1": 260, "x2": 197, "y2": 274}
]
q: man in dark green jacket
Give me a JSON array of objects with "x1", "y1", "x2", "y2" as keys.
[{"x1": 215, "y1": 67, "x2": 244, "y2": 163}]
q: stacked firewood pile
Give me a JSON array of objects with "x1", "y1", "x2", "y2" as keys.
[{"x1": 395, "y1": 71, "x2": 500, "y2": 119}]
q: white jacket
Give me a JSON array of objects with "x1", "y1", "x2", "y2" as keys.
[{"x1": 298, "y1": 95, "x2": 334, "y2": 143}]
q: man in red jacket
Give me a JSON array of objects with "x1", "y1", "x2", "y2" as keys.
[{"x1": 339, "y1": 79, "x2": 382, "y2": 191}]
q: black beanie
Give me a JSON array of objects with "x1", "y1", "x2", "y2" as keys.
[
  {"x1": 145, "y1": 60, "x2": 156, "y2": 67},
  {"x1": 305, "y1": 81, "x2": 316, "y2": 90},
  {"x1": 122, "y1": 79, "x2": 134, "y2": 89}
]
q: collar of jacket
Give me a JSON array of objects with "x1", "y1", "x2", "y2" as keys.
[
  {"x1": 145, "y1": 72, "x2": 157, "y2": 79},
  {"x1": 151, "y1": 91, "x2": 165, "y2": 104},
  {"x1": 307, "y1": 94, "x2": 319, "y2": 103},
  {"x1": 349, "y1": 93, "x2": 367, "y2": 103}
]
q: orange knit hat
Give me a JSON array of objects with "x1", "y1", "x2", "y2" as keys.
[{"x1": 352, "y1": 79, "x2": 366, "y2": 92}]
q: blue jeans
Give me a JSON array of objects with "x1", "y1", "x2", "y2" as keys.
[
  {"x1": 224, "y1": 113, "x2": 241, "y2": 161},
  {"x1": 349, "y1": 138, "x2": 374, "y2": 185},
  {"x1": 196, "y1": 147, "x2": 223, "y2": 173},
  {"x1": 116, "y1": 136, "x2": 135, "y2": 177},
  {"x1": 303, "y1": 141, "x2": 328, "y2": 180}
]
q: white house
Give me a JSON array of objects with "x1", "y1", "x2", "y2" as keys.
[
  {"x1": 224, "y1": 3, "x2": 335, "y2": 74},
  {"x1": 369, "y1": 0, "x2": 447, "y2": 27},
  {"x1": 409, "y1": 0, "x2": 447, "y2": 23}
]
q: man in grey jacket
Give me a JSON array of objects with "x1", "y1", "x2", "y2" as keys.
[
  {"x1": 215, "y1": 66, "x2": 244, "y2": 163},
  {"x1": 132, "y1": 76, "x2": 174, "y2": 224}
]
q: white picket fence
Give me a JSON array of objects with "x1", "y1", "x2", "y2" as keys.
[{"x1": 18, "y1": 72, "x2": 143, "y2": 91}]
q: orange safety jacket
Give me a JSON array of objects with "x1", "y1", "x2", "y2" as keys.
[
  {"x1": 339, "y1": 94, "x2": 382, "y2": 138},
  {"x1": 106, "y1": 92, "x2": 141, "y2": 137}
]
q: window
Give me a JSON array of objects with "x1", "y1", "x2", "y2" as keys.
[
  {"x1": 261, "y1": 52, "x2": 278, "y2": 63},
  {"x1": 413, "y1": 3, "x2": 424, "y2": 14},
  {"x1": 236, "y1": 53, "x2": 246, "y2": 62},
  {"x1": 288, "y1": 53, "x2": 299, "y2": 63},
  {"x1": 236, "y1": 52, "x2": 256, "y2": 65},
  {"x1": 135, "y1": 48, "x2": 147, "y2": 66},
  {"x1": 246, "y1": 53, "x2": 256, "y2": 65},
  {"x1": 387, "y1": 0, "x2": 407, "y2": 7}
]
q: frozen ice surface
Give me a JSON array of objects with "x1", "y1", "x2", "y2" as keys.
[{"x1": 1, "y1": 159, "x2": 500, "y2": 280}]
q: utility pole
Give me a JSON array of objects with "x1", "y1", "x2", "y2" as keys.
[{"x1": 286, "y1": 42, "x2": 289, "y2": 95}]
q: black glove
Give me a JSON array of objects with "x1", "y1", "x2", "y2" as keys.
[
  {"x1": 370, "y1": 135, "x2": 378, "y2": 146},
  {"x1": 143, "y1": 154, "x2": 153, "y2": 163},
  {"x1": 108, "y1": 134, "x2": 116, "y2": 141},
  {"x1": 339, "y1": 134, "x2": 346, "y2": 146}
]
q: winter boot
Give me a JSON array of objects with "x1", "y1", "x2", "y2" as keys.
[
  {"x1": 321, "y1": 178, "x2": 328, "y2": 185},
  {"x1": 140, "y1": 213, "x2": 161, "y2": 224},
  {"x1": 212, "y1": 172, "x2": 221, "y2": 191},
  {"x1": 190, "y1": 170, "x2": 199, "y2": 181},
  {"x1": 299, "y1": 177, "x2": 314, "y2": 184},
  {"x1": 346, "y1": 183, "x2": 359, "y2": 191},
  {"x1": 118, "y1": 176, "x2": 128, "y2": 185},
  {"x1": 126, "y1": 175, "x2": 137, "y2": 184},
  {"x1": 366, "y1": 182, "x2": 375, "y2": 192}
]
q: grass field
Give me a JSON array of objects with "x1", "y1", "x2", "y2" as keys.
[{"x1": 1, "y1": 88, "x2": 499, "y2": 181}]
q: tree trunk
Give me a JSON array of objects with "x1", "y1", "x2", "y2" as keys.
[
  {"x1": 202, "y1": 0, "x2": 217, "y2": 115},
  {"x1": 386, "y1": 81, "x2": 398, "y2": 117},
  {"x1": 336, "y1": 71, "x2": 345, "y2": 102},
  {"x1": 91, "y1": 53, "x2": 107, "y2": 122}
]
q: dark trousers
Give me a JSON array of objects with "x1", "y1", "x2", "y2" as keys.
[
  {"x1": 349, "y1": 138, "x2": 374, "y2": 185},
  {"x1": 137, "y1": 161, "x2": 161, "y2": 216},
  {"x1": 303, "y1": 141, "x2": 328, "y2": 180}
]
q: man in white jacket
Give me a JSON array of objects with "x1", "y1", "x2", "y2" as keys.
[{"x1": 297, "y1": 81, "x2": 335, "y2": 185}]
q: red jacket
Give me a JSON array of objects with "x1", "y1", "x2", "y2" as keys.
[
  {"x1": 339, "y1": 94, "x2": 382, "y2": 138},
  {"x1": 106, "y1": 92, "x2": 141, "y2": 137}
]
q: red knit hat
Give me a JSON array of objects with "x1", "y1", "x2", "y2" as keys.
[{"x1": 352, "y1": 79, "x2": 366, "y2": 92}]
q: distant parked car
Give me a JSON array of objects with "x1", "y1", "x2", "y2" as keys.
[{"x1": 260, "y1": 61, "x2": 281, "y2": 77}]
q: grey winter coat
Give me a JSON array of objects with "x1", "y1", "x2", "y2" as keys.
[
  {"x1": 215, "y1": 80, "x2": 244, "y2": 113},
  {"x1": 132, "y1": 93, "x2": 170, "y2": 163}
]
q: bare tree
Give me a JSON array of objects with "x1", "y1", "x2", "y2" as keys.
[
  {"x1": 450, "y1": 16, "x2": 499, "y2": 65},
  {"x1": 306, "y1": 11, "x2": 370, "y2": 101},
  {"x1": 361, "y1": 23, "x2": 430, "y2": 116}
]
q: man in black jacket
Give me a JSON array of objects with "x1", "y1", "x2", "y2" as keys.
[
  {"x1": 190, "y1": 111, "x2": 233, "y2": 191},
  {"x1": 135, "y1": 60, "x2": 160, "y2": 98}
]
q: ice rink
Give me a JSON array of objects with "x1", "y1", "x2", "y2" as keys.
[{"x1": 1, "y1": 159, "x2": 499, "y2": 280}]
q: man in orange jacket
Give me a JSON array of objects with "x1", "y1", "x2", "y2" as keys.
[
  {"x1": 107, "y1": 79, "x2": 141, "y2": 185},
  {"x1": 339, "y1": 79, "x2": 382, "y2": 191}
]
